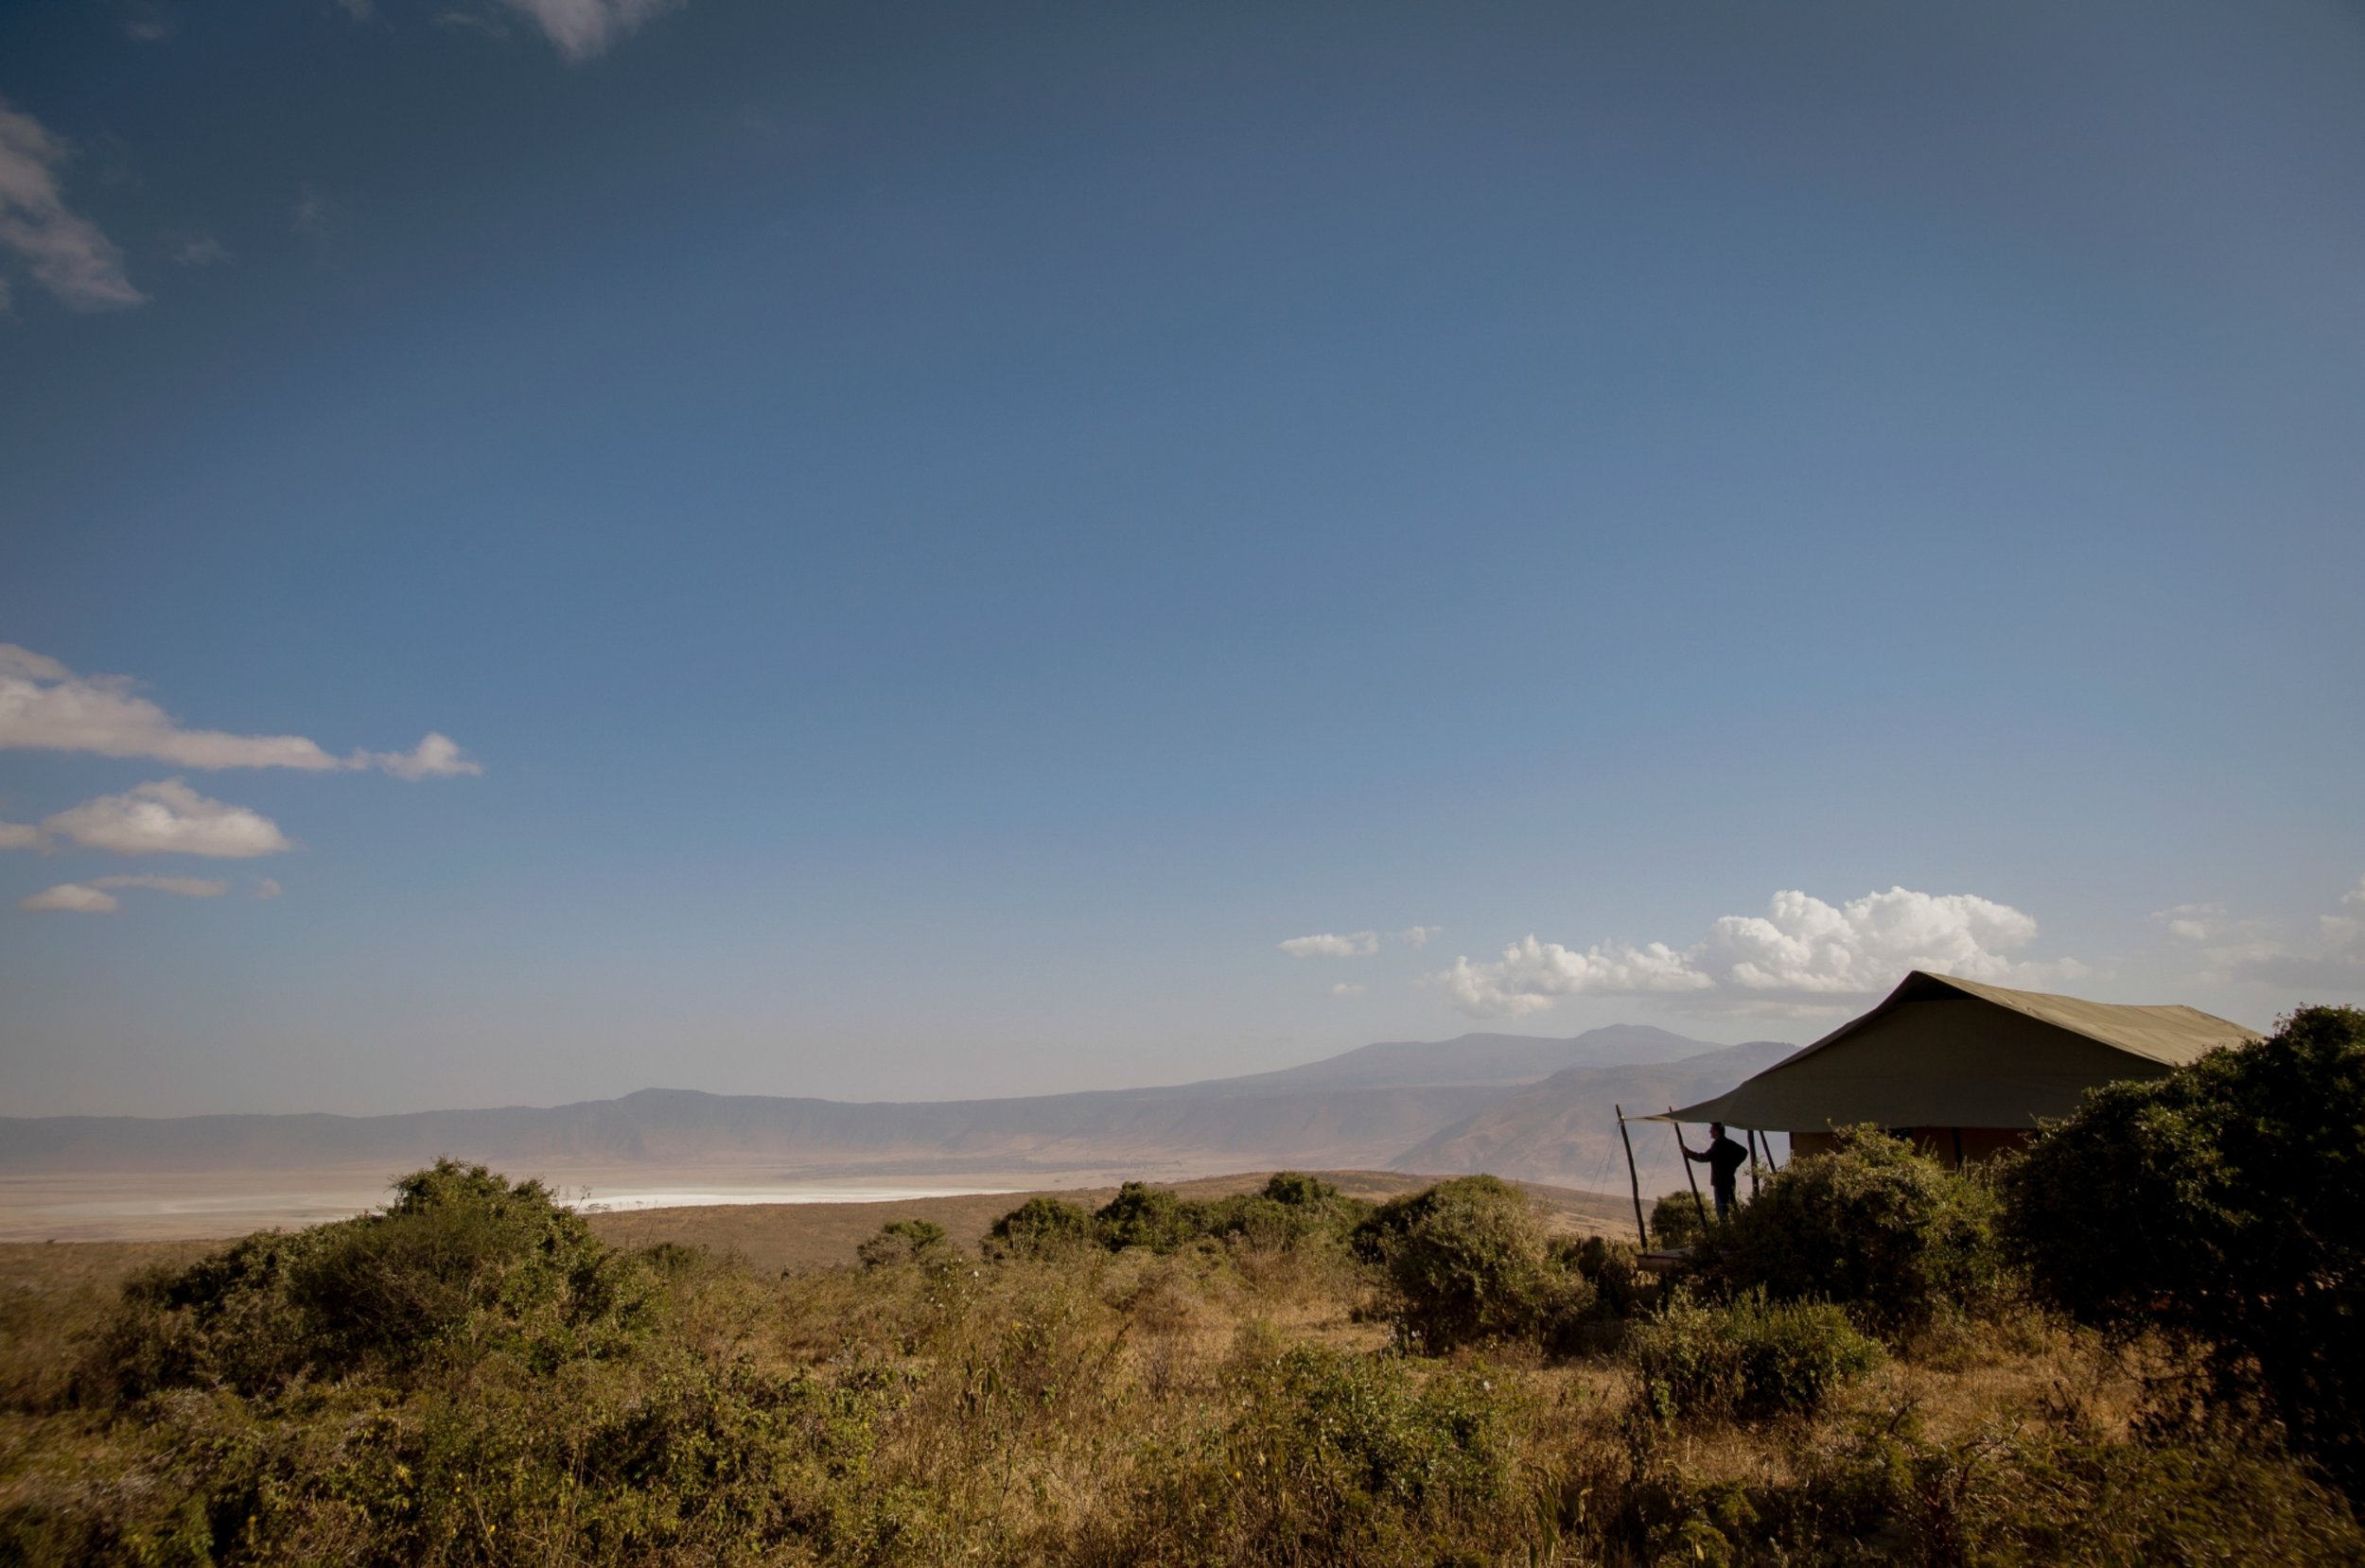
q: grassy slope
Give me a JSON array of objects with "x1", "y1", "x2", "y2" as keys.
[{"x1": 2, "y1": 1172, "x2": 2356, "y2": 1564}]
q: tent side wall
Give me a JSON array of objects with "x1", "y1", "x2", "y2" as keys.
[{"x1": 1695, "y1": 993, "x2": 2181, "y2": 1132}]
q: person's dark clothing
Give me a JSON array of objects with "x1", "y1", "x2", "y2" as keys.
[{"x1": 1686, "y1": 1134, "x2": 1749, "y2": 1195}]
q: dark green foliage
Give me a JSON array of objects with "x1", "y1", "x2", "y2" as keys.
[
  {"x1": 855, "y1": 1218, "x2": 951, "y2": 1269},
  {"x1": 2000, "y1": 1004, "x2": 2365, "y2": 1498},
  {"x1": 1194, "y1": 1172, "x2": 1374, "y2": 1253},
  {"x1": 985, "y1": 1194, "x2": 1095, "y2": 1258},
  {"x1": 1094, "y1": 1181, "x2": 1203, "y2": 1253},
  {"x1": 1569, "y1": 1234, "x2": 1645, "y2": 1319},
  {"x1": 1259, "y1": 1171, "x2": 1341, "y2": 1208},
  {"x1": 90, "y1": 1159, "x2": 653, "y2": 1400},
  {"x1": 1649, "y1": 1189, "x2": 1708, "y2": 1248},
  {"x1": 1704, "y1": 1124, "x2": 2004, "y2": 1332},
  {"x1": 1351, "y1": 1175, "x2": 1592, "y2": 1351},
  {"x1": 993, "y1": 1174, "x2": 1370, "y2": 1260},
  {"x1": 1623, "y1": 1288, "x2": 1881, "y2": 1421}
]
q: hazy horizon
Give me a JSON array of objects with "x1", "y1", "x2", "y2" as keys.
[{"x1": 5, "y1": 1, "x2": 2361, "y2": 1119}]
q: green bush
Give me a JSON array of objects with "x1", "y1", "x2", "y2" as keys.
[
  {"x1": 1703, "y1": 1125, "x2": 2004, "y2": 1332},
  {"x1": 1351, "y1": 1176, "x2": 1592, "y2": 1351},
  {"x1": 1623, "y1": 1287, "x2": 1881, "y2": 1422},
  {"x1": 90, "y1": 1159, "x2": 653, "y2": 1400},
  {"x1": 1999, "y1": 1004, "x2": 2365, "y2": 1500},
  {"x1": 986, "y1": 1194, "x2": 1096, "y2": 1258},
  {"x1": 1568, "y1": 1234, "x2": 1646, "y2": 1320},
  {"x1": 1198, "y1": 1172, "x2": 1373, "y2": 1254},
  {"x1": 855, "y1": 1218, "x2": 951, "y2": 1269},
  {"x1": 1649, "y1": 1189, "x2": 1709, "y2": 1248},
  {"x1": 1094, "y1": 1181, "x2": 1206, "y2": 1253}
]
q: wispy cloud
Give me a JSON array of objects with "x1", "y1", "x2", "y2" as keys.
[
  {"x1": 1279, "y1": 931, "x2": 1378, "y2": 959},
  {"x1": 368, "y1": 732, "x2": 482, "y2": 780},
  {"x1": 2163, "y1": 876, "x2": 2365, "y2": 992},
  {"x1": 0, "y1": 99, "x2": 146, "y2": 311},
  {"x1": 254, "y1": 877, "x2": 283, "y2": 900},
  {"x1": 1395, "y1": 925, "x2": 1442, "y2": 949},
  {"x1": 91, "y1": 873, "x2": 230, "y2": 897},
  {"x1": 499, "y1": 0, "x2": 681, "y2": 61},
  {"x1": 42, "y1": 780, "x2": 292, "y2": 859},
  {"x1": 0, "y1": 820, "x2": 40, "y2": 850},
  {"x1": 1435, "y1": 886, "x2": 2079, "y2": 1018},
  {"x1": 1330, "y1": 982, "x2": 1364, "y2": 997},
  {"x1": 173, "y1": 235, "x2": 228, "y2": 266},
  {"x1": 121, "y1": 5, "x2": 174, "y2": 43},
  {"x1": 20, "y1": 872, "x2": 230, "y2": 914},
  {"x1": 0, "y1": 644, "x2": 480, "y2": 778},
  {"x1": 21, "y1": 882, "x2": 117, "y2": 914}
]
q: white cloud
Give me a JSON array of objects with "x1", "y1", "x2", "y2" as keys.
[
  {"x1": 2153, "y1": 901, "x2": 2231, "y2": 943},
  {"x1": 1331, "y1": 983, "x2": 1365, "y2": 997},
  {"x1": 1440, "y1": 936, "x2": 1710, "y2": 1017},
  {"x1": 0, "y1": 644, "x2": 478, "y2": 777},
  {"x1": 90, "y1": 873, "x2": 229, "y2": 897},
  {"x1": 0, "y1": 99, "x2": 146, "y2": 311},
  {"x1": 254, "y1": 877, "x2": 283, "y2": 899},
  {"x1": 499, "y1": 0, "x2": 681, "y2": 60},
  {"x1": 174, "y1": 235, "x2": 228, "y2": 266},
  {"x1": 368, "y1": 732, "x2": 482, "y2": 779},
  {"x1": 0, "y1": 643, "x2": 342, "y2": 769},
  {"x1": 1396, "y1": 925, "x2": 1442, "y2": 949},
  {"x1": 1435, "y1": 886, "x2": 2078, "y2": 1018},
  {"x1": 1279, "y1": 931, "x2": 1378, "y2": 959},
  {"x1": 43, "y1": 780, "x2": 292, "y2": 859},
  {"x1": 0, "y1": 820, "x2": 41, "y2": 850},
  {"x1": 21, "y1": 882, "x2": 115, "y2": 914}
]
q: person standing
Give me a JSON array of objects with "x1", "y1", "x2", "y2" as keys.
[{"x1": 1681, "y1": 1122, "x2": 1750, "y2": 1224}]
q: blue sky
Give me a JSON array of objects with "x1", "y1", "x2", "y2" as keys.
[{"x1": 3, "y1": 0, "x2": 2361, "y2": 1117}]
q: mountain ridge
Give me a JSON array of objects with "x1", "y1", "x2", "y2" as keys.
[{"x1": 0, "y1": 1025, "x2": 1794, "y2": 1177}]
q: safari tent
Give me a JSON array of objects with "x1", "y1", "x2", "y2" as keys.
[{"x1": 1663, "y1": 969, "x2": 2256, "y2": 1166}]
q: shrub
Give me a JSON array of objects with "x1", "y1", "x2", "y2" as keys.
[
  {"x1": 1623, "y1": 1287, "x2": 1880, "y2": 1422},
  {"x1": 1198, "y1": 1173, "x2": 1373, "y2": 1254},
  {"x1": 1999, "y1": 1004, "x2": 2365, "y2": 1499},
  {"x1": 986, "y1": 1194, "x2": 1096, "y2": 1259},
  {"x1": 1351, "y1": 1176, "x2": 1591, "y2": 1351},
  {"x1": 855, "y1": 1218, "x2": 951, "y2": 1269},
  {"x1": 1569, "y1": 1234, "x2": 1645, "y2": 1320},
  {"x1": 89, "y1": 1159, "x2": 653, "y2": 1400},
  {"x1": 1703, "y1": 1125, "x2": 2003, "y2": 1332},
  {"x1": 1116, "y1": 1339, "x2": 1522, "y2": 1563},
  {"x1": 1094, "y1": 1181, "x2": 1206, "y2": 1253},
  {"x1": 1649, "y1": 1189, "x2": 1709, "y2": 1248}
]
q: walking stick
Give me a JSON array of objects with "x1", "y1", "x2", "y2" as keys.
[
  {"x1": 1670, "y1": 1107, "x2": 1708, "y2": 1231},
  {"x1": 1615, "y1": 1106, "x2": 1648, "y2": 1248}
]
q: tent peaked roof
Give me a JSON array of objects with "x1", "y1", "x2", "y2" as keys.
[{"x1": 1659, "y1": 970, "x2": 2258, "y2": 1132}]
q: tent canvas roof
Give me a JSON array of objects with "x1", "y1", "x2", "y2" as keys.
[{"x1": 1656, "y1": 970, "x2": 2257, "y2": 1133}]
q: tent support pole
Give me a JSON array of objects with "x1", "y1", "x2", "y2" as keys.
[
  {"x1": 1615, "y1": 1106, "x2": 1648, "y2": 1248},
  {"x1": 1746, "y1": 1128, "x2": 1761, "y2": 1198},
  {"x1": 1671, "y1": 1106, "x2": 1708, "y2": 1231}
]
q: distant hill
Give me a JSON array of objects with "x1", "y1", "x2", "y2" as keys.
[
  {"x1": 0, "y1": 1024, "x2": 1781, "y2": 1182},
  {"x1": 1193, "y1": 1024, "x2": 1717, "y2": 1091},
  {"x1": 1394, "y1": 1038, "x2": 1797, "y2": 1194}
]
